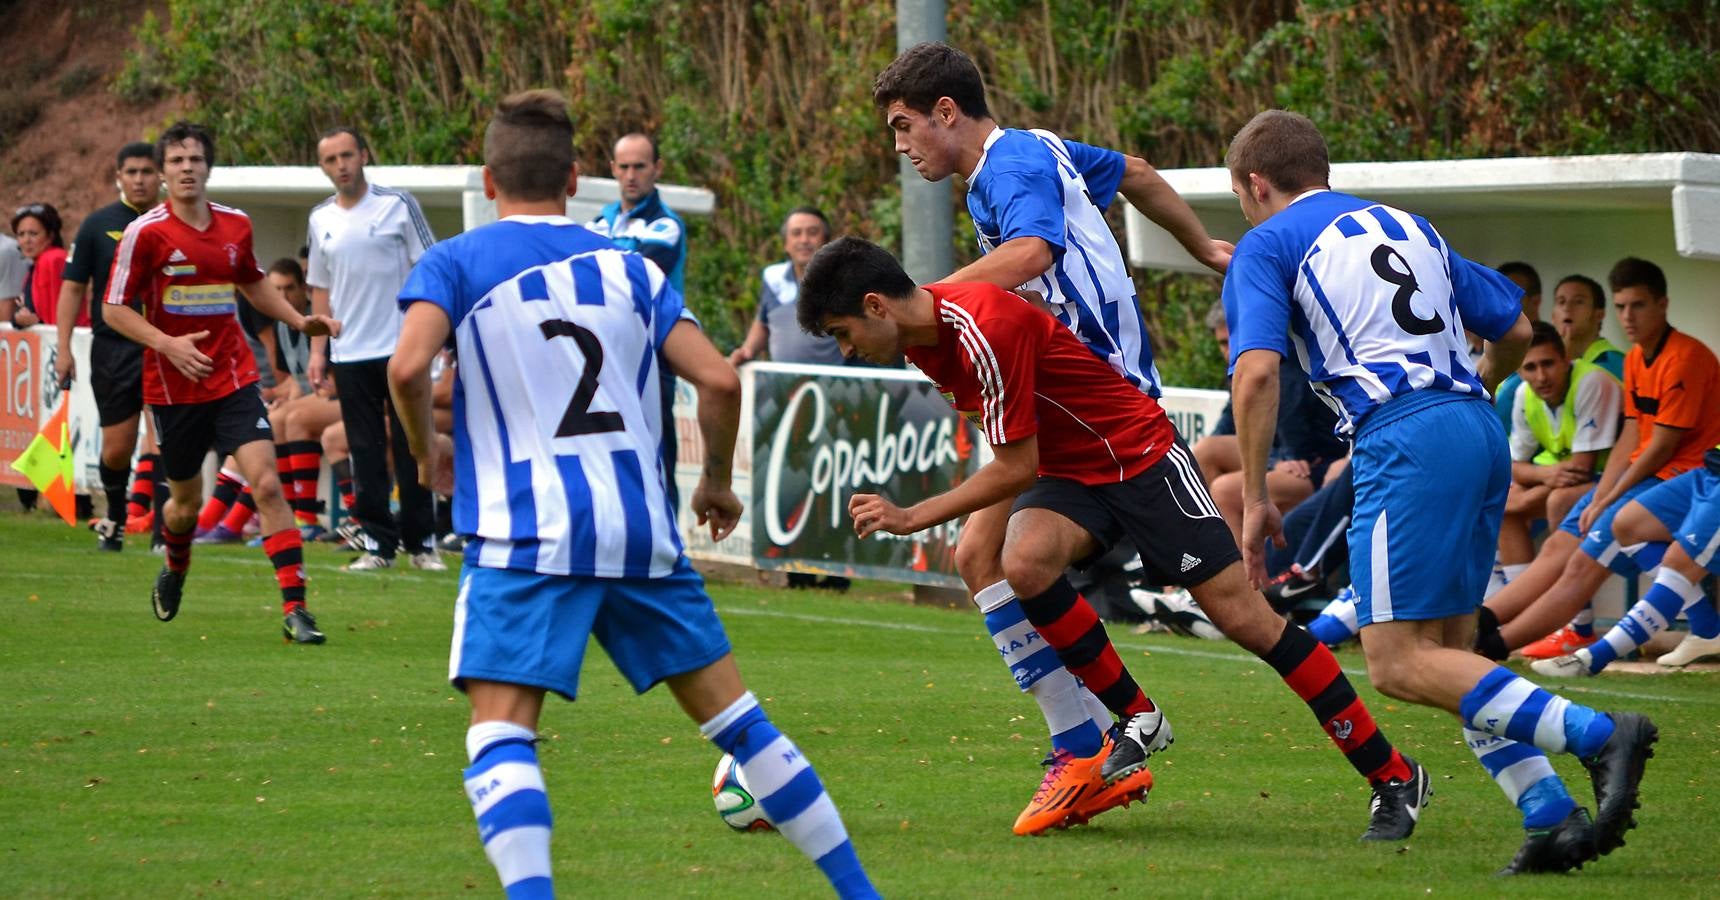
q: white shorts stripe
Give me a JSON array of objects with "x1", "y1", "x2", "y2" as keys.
[
  {"x1": 1370, "y1": 512, "x2": 1394, "y2": 622},
  {"x1": 1166, "y1": 445, "x2": 1222, "y2": 518},
  {"x1": 449, "y1": 571, "x2": 472, "y2": 686},
  {"x1": 1696, "y1": 527, "x2": 1720, "y2": 569}
]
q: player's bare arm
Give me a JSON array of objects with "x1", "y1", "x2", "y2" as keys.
[
  {"x1": 386, "y1": 301, "x2": 450, "y2": 491},
  {"x1": 943, "y1": 236, "x2": 1054, "y2": 291},
  {"x1": 850, "y1": 436, "x2": 1037, "y2": 539},
  {"x1": 101, "y1": 302, "x2": 213, "y2": 381},
  {"x1": 1475, "y1": 312, "x2": 1532, "y2": 393},
  {"x1": 1580, "y1": 421, "x2": 1687, "y2": 534},
  {"x1": 1231, "y1": 347, "x2": 1287, "y2": 588},
  {"x1": 53, "y1": 279, "x2": 88, "y2": 384},
  {"x1": 238, "y1": 277, "x2": 340, "y2": 338},
  {"x1": 661, "y1": 318, "x2": 744, "y2": 541},
  {"x1": 307, "y1": 285, "x2": 333, "y2": 390},
  {"x1": 1117, "y1": 154, "x2": 1232, "y2": 274}
]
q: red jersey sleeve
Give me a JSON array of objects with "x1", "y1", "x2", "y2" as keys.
[
  {"x1": 105, "y1": 218, "x2": 153, "y2": 307},
  {"x1": 235, "y1": 222, "x2": 265, "y2": 285},
  {"x1": 958, "y1": 308, "x2": 1042, "y2": 446}
]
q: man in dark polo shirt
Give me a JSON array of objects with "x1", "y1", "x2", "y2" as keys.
[{"x1": 54, "y1": 141, "x2": 161, "y2": 551}]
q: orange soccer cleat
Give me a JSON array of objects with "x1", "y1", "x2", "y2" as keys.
[
  {"x1": 1012, "y1": 741, "x2": 1154, "y2": 836},
  {"x1": 1519, "y1": 626, "x2": 1599, "y2": 660}
]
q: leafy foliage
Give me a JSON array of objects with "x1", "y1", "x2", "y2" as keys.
[{"x1": 119, "y1": 0, "x2": 1720, "y2": 383}]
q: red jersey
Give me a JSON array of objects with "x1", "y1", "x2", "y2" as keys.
[
  {"x1": 906, "y1": 282, "x2": 1175, "y2": 485},
  {"x1": 105, "y1": 202, "x2": 266, "y2": 405}
]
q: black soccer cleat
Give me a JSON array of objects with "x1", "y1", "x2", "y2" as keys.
[
  {"x1": 1361, "y1": 755, "x2": 1431, "y2": 841},
  {"x1": 152, "y1": 566, "x2": 185, "y2": 622},
  {"x1": 94, "y1": 518, "x2": 124, "y2": 552},
  {"x1": 1581, "y1": 711, "x2": 1657, "y2": 855},
  {"x1": 1099, "y1": 708, "x2": 1173, "y2": 783},
  {"x1": 282, "y1": 608, "x2": 326, "y2": 645},
  {"x1": 1497, "y1": 806, "x2": 1599, "y2": 875}
]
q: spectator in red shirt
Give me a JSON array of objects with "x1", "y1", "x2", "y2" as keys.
[{"x1": 9, "y1": 202, "x2": 83, "y2": 329}]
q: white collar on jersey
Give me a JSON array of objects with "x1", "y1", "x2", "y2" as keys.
[
  {"x1": 1289, "y1": 187, "x2": 1330, "y2": 206},
  {"x1": 500, "y1": 214, "x2": 577, "y2": 225},
  {"x1": 967, "y1": 127, "x2": 1007, "y2": 181}
]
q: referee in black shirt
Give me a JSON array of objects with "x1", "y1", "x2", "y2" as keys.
[{"x1": 54, "y1": 142, "x2": 160, "y2": 551}]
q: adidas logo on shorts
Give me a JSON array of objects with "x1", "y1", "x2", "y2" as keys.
[
  {"x1": 1179, "y1": 553, "x2": 1201, "y2": 573},
  {"x1": 256, "y1": 417, "x2": 269, "y2": 430}
]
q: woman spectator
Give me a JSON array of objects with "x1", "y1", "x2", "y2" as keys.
[{"x1": 10, "y1": 202, "x2": 82, "y2": 329}]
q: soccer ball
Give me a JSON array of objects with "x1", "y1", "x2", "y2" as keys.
[{"x1": 711, "y1": 753, "x2": 774, "y2": 832}]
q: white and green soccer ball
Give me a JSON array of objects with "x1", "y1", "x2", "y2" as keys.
[{"x1": 711, "y1": 752, "x2": 775, "y2": 832}]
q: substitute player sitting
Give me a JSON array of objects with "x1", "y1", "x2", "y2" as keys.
[
  {"x1": 387, "y1": 90, "x2": 876, "y2": 900},
  {"x1": 102, "y1": 121, "x2": 340, "y2": 644},
  {"x1": 798, "y1": 236, "x2": 1425, "y2": 842}
]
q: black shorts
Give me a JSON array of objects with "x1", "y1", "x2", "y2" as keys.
[
  {"x1": 152, "y1": 385, "x2": 274, "y2": 481},
  {"x1": 1013, "y1": 439, "x2": 1241, "y2": 588},
  {"x1": 88, "y1": 334, "x2": 144, "y2": 427}
]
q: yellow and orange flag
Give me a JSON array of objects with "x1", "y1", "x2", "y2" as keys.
[{"x1": 9, "y1": 396, "x2": 77, "y2": 526}]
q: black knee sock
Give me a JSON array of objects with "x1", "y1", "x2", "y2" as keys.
[{"x1": 98, "y1": 463, "x2": 131, "y2": 524}]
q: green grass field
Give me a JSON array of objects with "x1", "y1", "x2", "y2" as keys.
[{"x1": 4, "y1": 511, "x2": 1718, "y2": 897}]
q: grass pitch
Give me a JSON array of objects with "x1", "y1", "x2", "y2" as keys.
[{"x1": 3, "y1": 512, "x2": 1718, "y2": 897}]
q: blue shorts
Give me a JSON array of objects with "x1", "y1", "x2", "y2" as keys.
[
  {"x1": 1349, "y1": 392, "x2": 1507, "y2": 626},
  {"x1": 450, "y1": 560, "x2": 732, "y2": 701},
  {"x1": 1558, "y1": 477, "x2": 1663, "y2": 574},
  {"x1": 1632, "y1": 469, "x2": 1720, "y2": 574}
]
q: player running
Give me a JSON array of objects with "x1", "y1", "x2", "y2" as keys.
[
  {"x1": 798, "y1": 237, "x2": 1426, "y2": 843},
  {"x1": 1222, "y1": 109, "x2": 1656, "y2": 874},
  {"x1": 387, "y1": 90, "x2": 877, "y2": 900},
  {"x1": 102, "y1": 122, "x2": 341, "y2": 644}
]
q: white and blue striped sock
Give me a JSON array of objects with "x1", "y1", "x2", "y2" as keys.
[
  {"x1": 1306, "y1": 588, "x2": 1359, "y2": 646},
  {"x1": 1464, "y1": 728, "x2": 1576, "y2": 828},
  {"x1": 1459, "y1": 666, "x2": 1615, "y2": 757},
  {"x1": 464, "y1": 721, "x2": 553, "y2": 900},
  {"x1": 976, "y1": 580, "x2": 1106, "y2": 757},
  {"x1": 1584, "y1": 568, "x2": 1700, "y2": 672},
  {"x1": 702, "y1": 693, "x2": 878, "y2": 900}
]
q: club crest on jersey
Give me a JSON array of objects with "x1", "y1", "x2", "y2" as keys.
[{"x1": 224, "y1": 243, "x2": 240, "y2": 268}]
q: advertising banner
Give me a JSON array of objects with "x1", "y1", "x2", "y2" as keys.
[{"x1": 1, "y1": 327, "x2": 113, "y2": 492}]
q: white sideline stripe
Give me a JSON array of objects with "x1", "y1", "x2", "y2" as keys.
[{"x1": 716, "y1": 605, "x2": 1704, "y2": 705}]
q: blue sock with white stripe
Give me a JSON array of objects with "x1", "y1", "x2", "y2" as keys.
[
  {"x1": 1686, "y1": 596, "x2": 1720, "y2": 639},
  {"x1": 701, "y1": 692, "x2": 877, "y2": 900},
  {"x1": 1464, "y1": 728, "x2": 1576, "y2": 828},
  {"x1": 1306, "y1": 588, "x2": 1360, "y2": 646},
  {"x1": 977, "y1": 581, "x2": 1106, "y2": 758},
  {"x1": 1459, "y1": 666, "x2": 1615, "y2": 758},
  {"x1": 464, "y1": 722, "x2": 553, "y2": 900},
  {"x1": 1582, "y1": 567, "x2": 1700, "y2": 672}
]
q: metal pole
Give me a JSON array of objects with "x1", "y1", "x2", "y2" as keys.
[{"x1": 896, "y1": 0, "x2": 952, "y2": 284}]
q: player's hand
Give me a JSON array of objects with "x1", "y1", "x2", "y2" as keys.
[
  {"x1": 1013, "y1": 289, "x2": 1053, "y2": 313},
  {"x1": 12, "y1": 308, "x2": 39, "y2": 329},
  {"x1": 1240, "y1": 498, "x2": 1287, "y2": 590},
  {"x1": 1578, "y1": 496, "x2": 1608, "y2": 535},
  {"x1": 54, "y1": 350, "x2": 75, "y2": 387},
  {"x1": 298, "y1": 314, "x2": 341, "y2": 339},
  {"x1": 308, "y1": 350, "x2": 328, "y2": 393},
  {"x1": 1199, "y1": 239, "x2": 1236, "y2": 275},
  {"x1": 160, "y1": 330, "x2": 214, "y2": 380},
  {"x1": 692, "y1": 483, "x2": 743, "y2": 541},
  {"x1": 727, "y1": 346, "x2": 753, "y2": 367},
  {"x1": 413, "y1": 440, "x2": 440, "y2": 491},
  {"x1": 1271, "y1": 458, "x2": 1312, "y2": 480},
  {"x1": 849, "y1": 492, "x2": 914, "y2": 538}
]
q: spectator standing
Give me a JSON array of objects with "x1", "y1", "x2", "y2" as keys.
[
  {"x1": 729, "y1": 207, "x2": 851, "y2": 367},
  {"x1": 305, "y1": 126, "x2": 441, "y2": 571},
  {"x1": 586, "y1": 133, "x2": 686, "y2": 290},
  {"x1": 11, "y1": 203, "x2": 78, "y2": 329}
]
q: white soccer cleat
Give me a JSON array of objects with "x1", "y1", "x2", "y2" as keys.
[
  {"x1": 343, "y1": 553, "x2": 395, "y2": 572},
  {"x1": 1132, "y1": 588, "x2": 1224, "y2": 640},
  {"x1": 1655, "y1": 632, "x2": 1720, "y2": 668},
  {"x1": 409, "y1": 550, "x2": 448, "y2": 572},
  {"x1": 1530, "y1": 654, "x2": 1595, "y2": 679}
]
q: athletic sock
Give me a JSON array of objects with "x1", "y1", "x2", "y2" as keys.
[
  {"x1": 1583, "y1": 567, "x2": 1702, "y2": 672},
  {"x1": 701, "y1": 692, "x2": 877, "y2": 899},
  {"x1": 464, "y1": 721, "x2": 553, "y2": 900},
  {"x1": 163, "y1": 523, "x2": 194, "y2": 574},
  {"x1": 1621, "y1": 540, "x2": 1667, "y2": 574},
  {"x1": 1015, "y1": 576, "x2": 1154, "y2": 718},
  {"x1": 331, "y1": 459, "x2": 356, "y2": 515},
  {"x1": 274, "y1": 443, "x2": 298, "y2": 514},
  {"x1": 1464, "y1": 728, "x2": 1576, "y2": 828},
  {"x1": 1306, "y1": 591, "x2": 1360, "y2": 646},
  {"x1": 975, "y1": 580, "x2": 1106, "y2": 758},
  {"x1": 128, "y1": 454, "x2": 158, "y2": 518},
  {"x1": 221, "y1": 487, "x2": 257, "y2": 533},
  {"x1": 1459, "y1": 665, "x2": 1615, "y2": 757},
  {"x1": 98, "y1": 463, "x2": 130, "y2": 525},
  {"x1": 1569, "y1": 605, "x2": 1596, "y2": 639},
  {"x1": 1262, "y1": 620, "x2": 1410, "y2": 785},
  {"x1": 1685, "y1": 596, "x2": 1720, "y2": 639},
  {"x1": 262, "y1": 529, "x2": 307, "y2": 613},
  {"x1": 288, "y1": 441, "x2": 322, "y2": 526},
  {"x1": 199, "y1": 470, "x2": 244, "y2": 532},
  {"x1": 1501, "y1": 562, "x2": 1528, "y2": 584}
]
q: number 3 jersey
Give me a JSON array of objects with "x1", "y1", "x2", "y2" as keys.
[
  {"x1": 1221, "y1": 190, "x2": 1523, "y2": 436},
  {"x1": 399, "y1": 215, "x2": 691, "y2": 578}
]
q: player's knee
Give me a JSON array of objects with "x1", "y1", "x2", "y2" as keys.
[
  {"x1": 954, "y1": 539, "x2": 1002, "y2": 590},
  {"x1": 251, "y1": 473, "x2": 286, "y2": 507},
  {"x1": 1001, "y1": 548, "x2": 1062, "y2": 600},
  {"x1": 1609, "y1": 502, "x2": 1658, "y2": 546},
  {"x1": 1360, "y1": 650, "x2": 1418, "y2": 702}
]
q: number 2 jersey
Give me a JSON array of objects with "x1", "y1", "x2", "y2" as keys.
[
  {"x1": 1221, "y1": 190, "x2": 1523, "y2": 436},
  {"x1": 399, "y1": 215, "x2": 689, "y2": 578},
  {"x1": 105, "y1": 202, "x2": 267, "y2": 405},
  {"x1": 906, "y1": 282, "x2": 1176, "y2": 485}
]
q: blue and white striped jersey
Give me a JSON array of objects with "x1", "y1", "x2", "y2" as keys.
[
  {"x1": 966, "y1": 127, "x2": 1162, "y2": 397},
  {"x1": 400, "y1": 215, "x2": 688, "y2": 578},
  {"x1": 1223, "y1": 190, "x2": 1523, "y2": 436}
]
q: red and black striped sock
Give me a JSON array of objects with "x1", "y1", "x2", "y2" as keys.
[
  {"x1": 220, "y1": 487, "x2": 257, "y2": 533},
  {"x1": 1262, "y1": 620, "x2": 1411, "y2": 786},
  {"x1": 288, "y1": 441, "x2": 322, "y2": 526},
  {"x1": 198, "y1": 471, "x2": 244, "y2": 532},
  {"x1": 262, "y1": 529, "x2": 307, "y2": 613},
  {"x1": 128, "y1": 454, "x2": 159, "y2": 518},
  {"x1": 1018, "y1": 576, "x2": 1155, "y2": 718},
  {"x1": 163, "y1": 523, "x2": 194, "y2": 574},
  {"x1": 274, "y1": 443, "x2": 298, "y2": 508},
  {"x1": 331, "y1": 459, "x2": 356, "y2": 515}
]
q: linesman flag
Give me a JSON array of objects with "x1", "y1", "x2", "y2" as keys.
[{"x1": 10, "y1": 395, "x2": 77, "y2": 526}]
